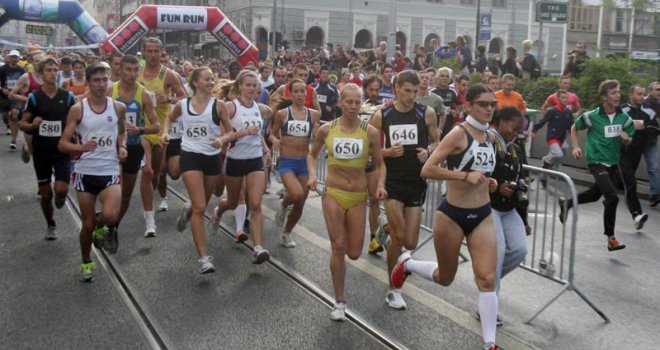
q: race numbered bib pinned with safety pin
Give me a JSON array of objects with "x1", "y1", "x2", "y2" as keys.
[
  {"x1": 333, "y1": 137, "x2": 363, "y2": 160},
  {"x1": 389, "y1": 124, "x2": 418, "y2": 146},
  {"x1": 90, "y1": 132, "x2": 115, "y2": 151},
  {"x1": 185, "y1": 123, "x2": 209, "y2": 140},
  {"x1": 243, "y1": 116, "x2": 263, "y2": 131},
  {"x1": 39, "y1": 120, "x2": 62, "y2": 137},
  {"x1": 470, "y1": 146, "x2": 495, "y2": 172},
  {"x1": 604, "y1": 125, "x2": 622, "y2": 138},
  {"x1": 286, "y1": 120, "x2": 310, "y2": 137}
]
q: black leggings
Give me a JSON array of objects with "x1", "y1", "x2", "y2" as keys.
[{"x1": 568, "y1": 163, "x2": 619, "y2": 237}]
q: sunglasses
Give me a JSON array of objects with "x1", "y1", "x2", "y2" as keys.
[{"x1": 473, "y1": 101, "x2": 498, "y2": 108}]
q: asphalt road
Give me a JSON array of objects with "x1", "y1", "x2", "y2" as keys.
[{"x1": 1, "y1": 131, "x2": 658, "y2": 350}]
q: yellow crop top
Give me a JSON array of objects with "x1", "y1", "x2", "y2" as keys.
[{"x1": 325, "y1": 119, "x2": 370, "y2": 168}]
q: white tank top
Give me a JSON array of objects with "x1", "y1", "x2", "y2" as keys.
[
  {"x1": 181, "y1": 97, "x2": 222, "y2": 155},
  {"x1": 74, "y1": 97, "x2": 120, "y2": 175},
  {"x1": 228, "y1": 99, "x2": 263, "y2": 159}
]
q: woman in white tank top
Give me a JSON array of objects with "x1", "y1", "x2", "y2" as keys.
[
  {"x1": 160, "y1": 67, "x2": 233, "y2": 274},
  {"x1": 211, "y1": 70, "x2": 273, "y2": 264}
]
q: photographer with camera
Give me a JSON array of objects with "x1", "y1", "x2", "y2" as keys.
[{"x1": 489, "y1": 107, "x2": 530, "y2": 324}]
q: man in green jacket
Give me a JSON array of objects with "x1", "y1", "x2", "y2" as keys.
[{"x1": 560, "y1": 79, "x2": 635, "y2": 251}]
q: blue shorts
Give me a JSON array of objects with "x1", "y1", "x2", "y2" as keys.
[
  {"x1": 278, "y1": 157, "x2": 308, "y2": 177},
  {"x1": 72, "y1": 173, "x2": 121, "y2": 196}
]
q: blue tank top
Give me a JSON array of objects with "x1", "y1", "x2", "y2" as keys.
[
  {"x1": 112, "y1": 82, "x2": 145, "y2": 146},
  {"x1": 446, "y1": 125, "x2": 496, "y2": 177},
  {"x1": 281, "y1": 107, "x2": 313, "y2": 139}
]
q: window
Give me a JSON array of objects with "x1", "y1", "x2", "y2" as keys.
[
  {"x1": 428, "y1": 0, "x2": 443, "y2": 2},
  {"x1": 615, "y1": 8, "x2": 626, "y2": 33},
  {"x1": 460, "y1": 0, "x2": 475, "y2": 5},
  {"x1": 493, "y1": 0, "x2": 507, "y2": 8},
  {"x1": 569, "y1": 0, "x2": 598, "y2": 32}
]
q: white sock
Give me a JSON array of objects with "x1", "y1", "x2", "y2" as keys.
[
  {"x1": 405, "y1": 259, "x2": 437, "y2": 282},
  {"x1": 478, "y1": 291, "x2": 498, "y2": 346},
  {"x1": 234, "y1": 204, "x2": 246, "y2": 232},
  {"x1": 143, "y1": 211, "x2": 155, "y2": 226}
]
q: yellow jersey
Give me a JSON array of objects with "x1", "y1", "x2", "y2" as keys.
[{"x1": 325, "y1": 118, "x2": 370, "y2": 168}]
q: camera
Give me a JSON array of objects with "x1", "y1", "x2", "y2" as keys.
[{"x1": 509, "y1": 179, "x2": 529, "y2": 208}]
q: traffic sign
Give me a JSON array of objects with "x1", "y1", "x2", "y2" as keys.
[{"x1": 536, "y1": 1, "x2": 568, "y2": 23}]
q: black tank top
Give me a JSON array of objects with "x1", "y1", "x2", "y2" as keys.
[
  {"x1": 446, "y1": 125, "x2": 496, "y2": 177},
  {"x1": 381, "y1": 102, "x2": 429, "y2": 182},
  {"x1": 280, "y1": 107, "x2": 313, "y2": 138}
]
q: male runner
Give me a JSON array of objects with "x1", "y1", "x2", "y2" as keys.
[
  {"x1": 0, "y1": 50, "x2": 24, "y2": 148},
  {"x1": 19, "y1": 57, "x2": 76, "y2": 240},
  {"x1": 59, "y1": 63, "x2": 127, "y2": 282},
  {"x1": 107, "y1": 54, "x2": 160, "y2": 252},
  {"x1": 137, "y1": 37, "x2": 186, "y2": 236},
  {"x1": 10, "y1": 53, "x2": 44, "y2": 162},
  {"x1": 371, "y1": 70, "x2": 439, "y2": 309}
]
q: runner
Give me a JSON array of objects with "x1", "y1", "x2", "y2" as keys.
[
  {"x1": 107, "y1": 54, "x2": 160, "y2": 252},
  {"x1": 391, "y1": 83, "x2": 500, "y2": 350},
  {"x1": 561, "y1": 80, "x2": 635, "y2": 251},
  {"x1": 212, "y1": 70, "x2": 271, "y2": 264},
  {"x1": 58, "y1": 63, "x2": 127, "y2": 282},
  {"x1": 10, "y1": 52, "x2": 44, "y2": 163},
  {"x1": 307, "y1": 83, "x2": 386, "y2": 321},
  {"x1": 311, "y1": 65, "x2": 339, "y2": 123},
  {"x1": 56, "y1": 56, "x2": 74, "y2": 88},
  {"x1": 644, "y1": 81, "x2": 660, "y2": 207},
  {"x1": 61, "y1": 58, "x2": 87, "y2": 101},
  {"x1": 540, "y1": 75, "x2": 582, "y2": 117},
  {"x1": 430, "y1": 67, "x2": 459, "y2": 138},
  {"x1": 18, "y1": 57, "x2": 76, "y2": 240},
  {"x1": 416, "y1": 68, "x2": 446, "y2": 140},
  {"x1": 161, "y1": 66, "x2": 233, "y2": 274},
  {"x1": 137, "y1": 37, "x2": 187, "y2": 236},
  {"x1": 270, "y1": 79, "x2": 321, "y2": 247},
  {"x1": 378, "y1": 63, "x2": 396, "y2": 104},
  {"x1": 272, "y1": 63, "x2": 321, "y2": 112},
  {"x1": 371, "y1": 70, "x2": 439, "y2": 309},
  {"x1": 0, "y1": 50, "x2": 25, "y2": 150}
]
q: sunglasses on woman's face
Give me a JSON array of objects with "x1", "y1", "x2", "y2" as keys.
[{"x1": 473, "y1": 101, "x2": 498, "y2": 108}]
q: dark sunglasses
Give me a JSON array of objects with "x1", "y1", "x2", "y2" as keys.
[{"x1": 473, "y1": 101, "x2": 498, "y2": 108}]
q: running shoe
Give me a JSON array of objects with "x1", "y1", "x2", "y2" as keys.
[
  {"x1": 235, "y1": 230, "x2": 248, "y2": 243},
  {"x1": 608, "y1": 237, "x2": 626, "y2": 251},
  {"x1": 375, "y1": 214, "x2": 389, "y2": 247},
  {"x1": 483, "y1": 345, "x2": 500, "y2": 350},
  {"x1": 21, "y1": 143, "x2": 30, "y2": 163},
  {"x1": 390, "y1": 251, "x2": 412, "y2": 289},
  {"x1": 330, "y1": 301, "x2": 346, "y2": 322},
  {"x1": 385, "y1": 290, "x2": 407, "y2": 310},
  {"x1": 198, "y1": 256, "x2": 215, "y2": 274},
  {"x1": 275, "y1": 201, "x2": 288, "y2": 227},
  {"x1": 93, "y1": 225, "x2": 109, "y2": 249},
  {"x1": 80, "y1": 262, "x2": 96, "y2": 282},
  {"x1": 650, "y1": 195, "x2": 660, "y2": 207},
  {"x1": 252, "y1": 245, "x2": 270, "y2": 264},
  {"x1": 265, "y1": 183, "x2": 272, "y2": 194},
  {"x1": 45, "y1": 225, "x2": 57, "y2": 241},
  {"x1": 558, "y1": 196, "x2": 568, "y2": 224},
  {"x1": 144, "y1": 223, "x2": 157, "y2": 238},
  {"x1": 368, "y1": 238, "x2": 383, "y2": 254},
  {"x1": 105, "y1": 226, "x2": 118, "y2": 254},
  {"x1": 243, "y1": 218, "x2": 251, "y2": 234},
  {"x1": 280, "y1": 231, "x2": 297, "y2": 248},
  {"x1": 634, "y1": 213, "x2": 648, "y2": 230},
  {"x1": 9, "y1": 143, "x2": 16, "y2": 151},
  {"x1": 176, "y1": 202, "x2": 191, "y2": 232},
  {"x1": 54, "y1": 195, "x2": 66, "y2": 209},
  {"x1": 158, "y1": 197, "x2": 169, "y2": 211},
  {"x1": 476, "y1": 311, "x2": 503, "y2": 327},
  {"x1": 210, "y1": 206, "x2": 221, "y2": 233}
]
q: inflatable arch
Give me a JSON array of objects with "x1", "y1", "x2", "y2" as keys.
[
  {"x1": 0, "y1": 0, "x2": 108, "y2": 45},
  {"x1": 103, "y1": 5, "x2": 259, "y2": 67}
]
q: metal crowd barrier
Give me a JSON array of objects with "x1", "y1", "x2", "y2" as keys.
[{"x1": 312, "y1": 153, "x2": 609, "y2": 324}]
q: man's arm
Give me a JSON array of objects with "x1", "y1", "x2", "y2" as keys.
[
  {"x1": 9, "y1": 73, "x2": 29, "y2": 103},
  {"x1": 165, "y1": 69, "x2": 188, "y2": 102}
]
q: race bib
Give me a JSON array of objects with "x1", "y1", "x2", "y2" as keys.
[
  {"x1": 168, "y1": 122, "x2": 182, "y2": 138},
  {"x1": 389, "y1": 124, "x2": 418, "y2": 146},
  {"x1": 333, "y1": 137, "x2": 363, "y2": 160},
  {"x1": 7, "y1": 79, "x2": 18, "y2": 89},
  {"x1": 39, "y1": 120, "x2": 61, "y2": 137},
  {"x1": 125, "y1": 112, "x2": 137, "y2": 126},
  {"x1": 243, "y1": 116, "x2": 263, "y2": 131},
  {"x1": 470, "y1": 146, "x2": 495, "y2": 172},
  {"x1": 286, "y1": 120, "x2": 310, "y2": 137},
  {"x1": 444, "y1": 105, "x2": 452, "y2": 114},
  {"x1": 90, "y1": 132, "x2": 115, "y2": 151},
  {"x1": 317, "y1": 94, "x2": 327, "y2": 103},
  {"x1": 185, "y1": 123, "x2": 209, "y2": 140},
  {"x1": 604, "y1": 125, "x2": 622, "y2": 138},
  {"x1": 359, "y1": 113, "x2": 371, "y2": 123}
]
